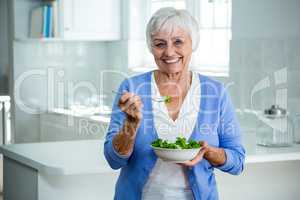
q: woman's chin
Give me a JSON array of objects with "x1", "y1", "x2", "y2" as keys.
[{"x1": 159, "y1": 64, "x2": 185, "y2": 74}]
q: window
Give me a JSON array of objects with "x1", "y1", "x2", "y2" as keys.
[
  {"x1": 191, "y1": 0, "x2": 231, "y2": 77},
  {"x1": 128, "y1": 0, "x2": 186, "y2": 73},
  {"x1": 150, "y1": 0, "x2": 186, "y2": 15},
  {"x1": 128, "y1": 0, "x2": 232, "y2": 77}
]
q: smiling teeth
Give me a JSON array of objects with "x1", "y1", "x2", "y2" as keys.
[{"x1": 164, "y1": 58, "x2": 180, "y2": 63}]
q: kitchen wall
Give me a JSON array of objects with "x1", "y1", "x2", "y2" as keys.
[
  {"x1": 233, "y1": 0, "x2": 300, "y2": 39},
  {"x1": 107, "y1": 0, "x2": 300, "y2": 119},
  {"x1": 11, "y1": 0, "x2": 300, "y2": 143},
  {"x1": 105, "y1": 0, "x2": 300, "y2": 135},
  {"x1": 216, "y1": 1, "x2": 300, "y2": 199},
  {"x1": 227, "y1": 0, "x2": 300, "y2": 132},
  {"x1": 0, "y1": 0, "x2": 9, "y2": 95},
  {"x1": 13, "y1": 41, "x2": 110, "y2": 142}
]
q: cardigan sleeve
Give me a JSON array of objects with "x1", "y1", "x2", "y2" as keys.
[
  {"x1": 103, "y1": 79, "x2": 132, "y2": 170},
  {"x1": 216, "y1": 87, "x2": 245, "y2": 175}
]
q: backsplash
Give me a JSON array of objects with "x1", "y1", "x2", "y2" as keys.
[
  {"x1": 226, "y1": 38, "x2": 300, "y2": 131},
  {"x1": 14, "y1": 41, "x2": 111, "y2": 110},
  {"x1": 13, "y1": 41, "x2": 112, "y2": 142}
]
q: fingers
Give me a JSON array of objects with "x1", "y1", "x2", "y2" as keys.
[
  {"x1": 119, "y1": 92, "x2": 133, "y2": 104},
  {"x1": 118, "y1": 92, "x2": 143, "y2": 120},
  {"x1": 180, "y1": 141, "x2": 209, "y2": 167},
  {"x1": 127, "y1": 103, "x2": 142, "y2": 119},
  {"x1": 199, "y1": 141, "x2": 208, "y2": 148},
  {"x1": 181, "y1": 148, "x2": 206, "y2": 167}
]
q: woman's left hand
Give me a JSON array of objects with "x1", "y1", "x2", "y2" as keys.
[{"x1": 181, "y1": 141, "x2": 209, "y2": 167}]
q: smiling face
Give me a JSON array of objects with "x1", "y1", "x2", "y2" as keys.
[{"x1": 151, "y1": 27, "x2": 193, "y2": 75}]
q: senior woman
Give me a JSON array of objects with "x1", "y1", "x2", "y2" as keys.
[{"x1": 104, "y1": 7, "x2": 245, "y2": 200}]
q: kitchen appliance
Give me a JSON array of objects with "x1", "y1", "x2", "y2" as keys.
[{"x1": 256, "y1": 105, "x2": 293, "y2": 147}]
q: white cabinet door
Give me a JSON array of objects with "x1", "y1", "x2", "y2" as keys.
[{"x1": 62, "y1": 0, "x2": 120, "y2": 40}]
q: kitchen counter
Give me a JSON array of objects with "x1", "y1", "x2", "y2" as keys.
[
  {"x1": 0, "y1": 140, "x2": 114, "y2": 175},
  {"x1": 0, "y1": 140, "x2": 118, "y2": 200},
  {"x1": 246, "y1": 143, "x2": 300, "y2": 163},
  {"x1": 1, "y1": 140, "x2": 300, "y2": 176},
  {"x1": 1, "y1": 140, "x2": 300, "y2": 200}
]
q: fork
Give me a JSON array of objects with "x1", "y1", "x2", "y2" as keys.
[{"x1": 112, "y1": 90, "x2": 167, "y2": 103}]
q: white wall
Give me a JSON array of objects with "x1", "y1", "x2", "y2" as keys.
[
  {"x1": 232, "y1": 0, "x2": 300, "y2": 39},
  {"x1": 10, "y1": 0, "x2": 300, "y2": 144},
  {"x1": 0, "y1": 0, "x2": 9, "y2": 94},
  {"x1": 228, "y1": 0, "x2": 300, "y2": 130},
  {"x1": 13, "y1": 42, "x2": 109, "y2": 143},
  {"x1": 220, "y1": 1, "x2": 300, "y2": 199}
]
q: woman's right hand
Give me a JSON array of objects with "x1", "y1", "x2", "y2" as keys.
[
  {"x1": 118, "y1": 92, "x2": 143, "y2": 122},
  {"x1": 112, "y1": 92, "x2": 143, "y2": 156}
]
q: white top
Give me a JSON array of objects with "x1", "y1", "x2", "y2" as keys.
[{"x1": 142, "y1": 71, "x2": 201, "y2": 199}]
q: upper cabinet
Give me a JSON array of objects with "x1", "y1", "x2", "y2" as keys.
[
  {"x1": 61, "y1": 0, "x2": 120, "y2": 40},
  {"x1": 13, "y1": 0, "x2": 121, "y2": 41}
]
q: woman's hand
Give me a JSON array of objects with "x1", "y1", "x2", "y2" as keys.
[
  {"x1": 112, "y1": 92, "x2": 143, "y2": 156},
  {"x1": 180, "y1": 141, "x2": 209, "y2": 167},
  {"x1": 118, "y1": 92, "x2": 143, "y2": 122},
  {"x1": 181, "y1": 141, "x2": 227, "y2": 168}
]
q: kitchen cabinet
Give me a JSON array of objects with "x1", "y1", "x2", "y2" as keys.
[
  {"x1": 1, "y1": 140, "x2": 300, "y2": 200},
  {"x1": 0, "y1": 140, "x2": 118, "y2": 200},
  {"x1": 13, "y1": 0, "x2": 120, "y2": 41},
  {"x1": 60, "y1": 0, "x2": 120, "y2": 40}
]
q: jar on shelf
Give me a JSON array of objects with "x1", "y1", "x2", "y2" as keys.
[{"x1": 256, "y1": 105, "x2": 294, "y2": 147}]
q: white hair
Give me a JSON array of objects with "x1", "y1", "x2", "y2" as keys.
[{"x1": 146, "y1": 7, "x2": 200, "y2": 52}]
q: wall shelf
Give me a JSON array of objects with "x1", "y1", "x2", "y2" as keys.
[
  {"x1": 13, "y1": 0, "x2": 121, "y2": 41},
  {"x1": 14, "y1": 37, "x2": 115, "y2": 43}
]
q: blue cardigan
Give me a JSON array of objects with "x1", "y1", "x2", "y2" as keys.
[{"x1": 104, "y1": 71, "x2": 245, "y2": 200}]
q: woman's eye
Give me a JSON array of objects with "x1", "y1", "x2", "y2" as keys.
[
  {"x1": 155, "y1": 43, "x2": 166, "y2": 48},
  {"x1": 174, "y1": 40, "x2": 183, "y2": 46}
]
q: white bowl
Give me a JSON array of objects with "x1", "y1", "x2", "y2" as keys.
[{"x1": 151, "y1": 146, "x2": 201, "y2": 163}]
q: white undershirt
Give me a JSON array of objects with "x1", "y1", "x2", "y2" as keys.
[{"x1": 142, "y1": 71, "x2": 201, "y2": 200}]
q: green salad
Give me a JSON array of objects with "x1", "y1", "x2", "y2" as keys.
[
  {"x1": 164, "y1": 95, "x2": 172, "y2": 104},
  {"x1": 151, "y1": 137, "x2": 201, "y2": 149}
]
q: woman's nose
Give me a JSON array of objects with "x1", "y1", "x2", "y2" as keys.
[{"x1": 164, "y1": 44, "x2": 176, "y2": 56}]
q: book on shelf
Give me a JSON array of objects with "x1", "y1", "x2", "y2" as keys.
[
  {"x1": 42, "y1": 5, "x2": 47, "y2": 37},
  {"x1": 51, "y1": 0, "x2": 59, "y2": 37},
  {"x1": 29, "y1": 6, "x2": 44, "y2": 38},
  {"x1": 29, "y1": 1, "x2": 60, "y2": 38},
  {"x1": 46, "y1": 5, "x2": 52, "y2": 37}
]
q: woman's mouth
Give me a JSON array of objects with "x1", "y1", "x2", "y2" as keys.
[{"x1": 163, "y1": 58, "x2": 181, "y2": 64}]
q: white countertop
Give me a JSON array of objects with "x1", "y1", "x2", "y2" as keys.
[
  {"x1": 246, "y1": 144, "x2": 300, "y2": 163},
  {"x1": 0, "y1": 140, "x2": 116, "y2": 175},
  {"x1": 1, "y1": 140, "x2": 300, "y2": 175}
]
